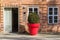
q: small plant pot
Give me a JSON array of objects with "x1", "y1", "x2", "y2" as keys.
[{"x1": 28, "y1": 23, "x2": 40, "y2": 35}]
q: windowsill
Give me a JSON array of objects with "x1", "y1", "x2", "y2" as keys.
[{"x1": 48, "y1": 23, "x2": 58, "y2": 25}]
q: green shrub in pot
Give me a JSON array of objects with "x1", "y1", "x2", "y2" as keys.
[{"x1": 28, "y1": 12, "x2": 40, "y2": 35}]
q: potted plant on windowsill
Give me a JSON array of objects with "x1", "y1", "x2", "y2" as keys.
[{"x1": 28, "y1": 12, "x2": 40, "y2": 35}]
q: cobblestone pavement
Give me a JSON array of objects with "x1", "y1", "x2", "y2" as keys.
[{"x1": 0, "y1": 33, "x2": 60, "y2": 40}]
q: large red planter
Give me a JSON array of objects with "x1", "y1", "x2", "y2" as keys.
[{"x1": 28, "y1": 23, "x2": 40, "y2": 35}]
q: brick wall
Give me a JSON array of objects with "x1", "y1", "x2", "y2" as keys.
[{"x1": 0, "y1": 0, "x2": 60, "y2": 33}]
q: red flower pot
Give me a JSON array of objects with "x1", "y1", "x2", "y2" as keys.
[{"x1": 28, "y1": 23, "x2": 40, "y2": 35}]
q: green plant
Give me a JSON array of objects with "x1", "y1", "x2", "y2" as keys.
[{"x1": 28, "y1": 12, "x2": 40, "y2": 23}]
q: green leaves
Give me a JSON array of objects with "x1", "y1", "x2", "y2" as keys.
[{"x1": 28, "y1": 12, "x2": 40, "y2": 23}]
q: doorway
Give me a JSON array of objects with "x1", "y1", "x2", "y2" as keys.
[
  {"x1": 4, "y1": 8, "x2": 18, "y2": 33},
  {"x1": 12, "y1": 8, "x2": 18, "y2": 32}
]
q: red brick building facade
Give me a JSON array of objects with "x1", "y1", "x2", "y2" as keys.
[{"x1": 0, "y1": 0, "x2": 60, "y2": 33}]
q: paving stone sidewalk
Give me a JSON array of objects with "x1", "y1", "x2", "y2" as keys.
[{"x1": 0, "y1": 33, "x2": 60, "y2": 40}]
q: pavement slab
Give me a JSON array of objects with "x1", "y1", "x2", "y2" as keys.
[{"x1": 0, "y1": 33, "x2": 60, "y2": 40}]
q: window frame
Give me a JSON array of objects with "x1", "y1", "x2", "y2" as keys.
[
  {"x1": 48, "y1": 7, "x2": 58, "y2": 24},
  {"x1": 28, "y1": 7, "x2": 39, "y2": 15}
]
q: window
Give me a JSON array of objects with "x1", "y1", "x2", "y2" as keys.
[
  {"x1": 28, "y1": 7, "x2": 39, "y2": 14},
  {"x1": 48, "y1": 7, "x2": 58, "y2": 24}
]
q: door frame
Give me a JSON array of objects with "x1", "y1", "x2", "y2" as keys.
[{"x1": 3, "y1": 7, "x2": 19, "y2": 33}]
